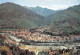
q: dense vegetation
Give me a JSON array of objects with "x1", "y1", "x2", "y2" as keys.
[
  {"x1": 47, "y1": 5, "x2": 80, "y2": 35},
  {"x1": 48, "y1": 5, "x2": 80, "y2": 24},
  {"x1": 0, "y1": 2, "x2": 45, "y2": 29}
]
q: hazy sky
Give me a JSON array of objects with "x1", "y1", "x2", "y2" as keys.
[{"x1": 0, "y1": 0, "x2": 80, "y2": 10}]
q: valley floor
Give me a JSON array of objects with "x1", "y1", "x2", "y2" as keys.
[{"x1": 0, "y1": 30, "x2": 80, "y2": 55}]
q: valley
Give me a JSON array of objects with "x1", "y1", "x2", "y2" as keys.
[{"x1": 0, "y1": 2, "x2": 80, "y2": 55}]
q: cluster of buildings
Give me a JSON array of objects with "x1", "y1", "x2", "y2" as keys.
[
  {"x1": 1, "y1": 28, "x2": 78, "y2": 43},
  {"x1": 0, "y1": 28, "x2": 80, "y2": 55}
]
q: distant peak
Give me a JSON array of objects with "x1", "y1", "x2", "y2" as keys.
[
  {"x1": 36, "y1": 6, "x2": 40, "y2": 7},
  {"x1": 35, "y1": 6, "x2": 52, "y2": 10},
  {"x1": 36, "y1": 6, "x2": 42, "y2": 8}
]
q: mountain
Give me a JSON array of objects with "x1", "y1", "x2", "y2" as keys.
[
  {"x1": 26, "y1": 6, "x2": 56, "y2": 17},
  {"x1": 0, "y1": 2, "x2": 80, "y2": 35},
  {"x1": 47, "y1": 5, "x2": 80, "y2": 35},
  {"x1": 0, "y1": 2, "x2": 45, "y2": 29},
  {"x1": 48, "y1": 5, "x2": 80, "y2": 24}
]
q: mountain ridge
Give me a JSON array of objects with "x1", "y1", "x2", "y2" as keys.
[
  {"x1": 0, "y1": 2, "x2": 46, "y2": 29},
  {"x1": 46, "y1": 4, "x2": 80, "y2": 35},
  {"x1": 24, "y1": 6, "x2": 57, "y2": 17}
]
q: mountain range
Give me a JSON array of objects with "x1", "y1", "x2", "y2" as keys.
[
  {"x1": 0, "y1": 2, "x2": 80, "y2": 34},
  {"x1": 26, "y1": 6, "x2": 56, "y2": 17}
]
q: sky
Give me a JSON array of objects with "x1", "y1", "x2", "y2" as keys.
[{"x1": 0, "y1": 0, "x2": 80, "y2": 10}]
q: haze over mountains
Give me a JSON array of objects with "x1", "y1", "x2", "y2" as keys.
[
  {"x1": 0, "y1": 2, "x2": 80, "y2": 34},
  {"x1": 27, "y1": 6, "x2": 56, "y2": 17}
]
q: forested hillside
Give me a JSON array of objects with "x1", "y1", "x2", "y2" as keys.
[
  {"x1": 0, "y1": 2, "x2": 45, "y2": 29},
  {"x1": 47, "y1": 5, "x2": 80, "y2": 35}
]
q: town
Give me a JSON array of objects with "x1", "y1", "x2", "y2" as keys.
[
  {"x1": 0, "y1": 28, "x2": 80, "y2": 55},
  {"x1": 1, "y1": 28, "x2": 80, "y2": 43}
]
